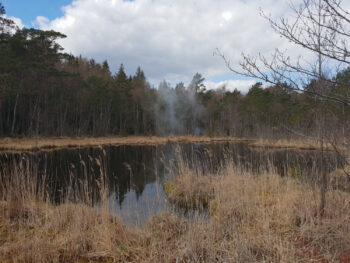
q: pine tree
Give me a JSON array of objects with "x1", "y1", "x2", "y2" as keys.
[{"x1": 0, "y1": 3, "x2": 5, "y2": 15}]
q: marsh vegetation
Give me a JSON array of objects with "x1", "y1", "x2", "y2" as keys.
[
  {"x1": 0, "y1": 142, "x2": 349, "y2": 262},
  {"x1": 1, "y1": 0, "x2": 350, "y2": 261}
]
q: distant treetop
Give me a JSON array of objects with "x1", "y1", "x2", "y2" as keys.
[{"x1": 0, "y1": 3, "x2": 5, "y2": 15}]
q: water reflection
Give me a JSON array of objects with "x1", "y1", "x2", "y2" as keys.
[{"x1": 0, "y1": 142, "x2": 341, "y2": 225}]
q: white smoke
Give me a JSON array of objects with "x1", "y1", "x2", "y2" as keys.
[{"x1": 154, "y1": 73, "x2": 206, "y2": 134}]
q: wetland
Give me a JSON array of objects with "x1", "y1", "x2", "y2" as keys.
[{"x1": 0, "y1": 140, "x2": 342, "y2": 225}]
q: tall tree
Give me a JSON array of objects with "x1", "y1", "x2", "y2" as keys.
[
  {"x1": 188, "y1": 73, "x2": 205, "y2": 94},
  {"x1": 0, "y1": 3, "x2": 5, "y2": 15}
]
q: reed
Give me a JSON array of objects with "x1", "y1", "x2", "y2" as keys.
[
  {"x1": 163, "y1": 160, "x2": 350, "y2": 262},
  {"x1": 0, "y1": 148, "x2": 349, "y2": 262}
]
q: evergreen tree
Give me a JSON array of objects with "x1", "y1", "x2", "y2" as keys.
[
  {"x1": 188, "y1": 73, "x2": 205, "y2": 94},
  {"x1": 0, "y1": 3, "x2": 5, "y2": 15},
  {"x1": 115, "y1": 64, "x2": 128, "y2": 84}
]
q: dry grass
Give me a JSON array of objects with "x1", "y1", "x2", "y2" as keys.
[
  {"x1": 0, "y1": 203, "x2": 143, "y2": 263},
  {"x1": 164, "y1": 171, "x2": 215, "y2": 209},
  {"x1": 249, "y1": 138, "x2": 334, "y2": 151},
  {"x1": 329, "y1": 165, "x2": 350, "y2": 192},
  {"x1": 0, "y1": 160, "x2": 145, "y2": 263},
  {"x1": 0, "y1": 136, "x2": 252, "y2": 152},
  {"x1": 210, "y1": 168, "x2": 350, "y2": 262},
  {"x1": 161, "y1": 163, "x2": 350, "y2": 262},
  {"x1": 0, "y1": 135, "x2": 342, "y2": 153},
  {"x1": 1, "y1": 154, "x2": 350, "y2": 262}
]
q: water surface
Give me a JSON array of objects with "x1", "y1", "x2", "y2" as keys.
[{"x1": 0, "y1": 142, "x2": 340, "y2": 225}]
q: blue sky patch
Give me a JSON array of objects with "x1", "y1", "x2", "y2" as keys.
[{"x1": 2, "y1": 0, "x2": 72, "y2": 27}]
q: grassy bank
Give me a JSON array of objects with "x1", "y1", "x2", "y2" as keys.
[
  {"x1": 1, "y1": 158, "x2": 350, "y2": 262},
  {"x1": 0, "y1": 136, "x2": 252, "y2": 152},
  {"x1": 164, "y1": 168, "x2": 350, "y2": 262},
  {"x1": 0, "y1": 135, "x2": 345, "y2": 152},
  {"x1": 248, "y1": 138, "x2": 335, "y2": 151}
]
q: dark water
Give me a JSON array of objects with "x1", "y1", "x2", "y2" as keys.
[{"x1": 0, "y1": 142, "x2": 341, "y2": 225}]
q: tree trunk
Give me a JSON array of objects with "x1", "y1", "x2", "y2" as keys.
[{"x1": 11, "y1": 94, "x2": 19, "y2": 135}]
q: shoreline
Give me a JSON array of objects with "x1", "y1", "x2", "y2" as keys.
[
  {"x1": 248, "y1": 138, "x2": 335, "y2": 151},
  {"x1": 0, "y1": 135, "x2": 253, "y2": 152},
  {"x1": 0, "y1": 136, "x2": 338, "y2": 152}
]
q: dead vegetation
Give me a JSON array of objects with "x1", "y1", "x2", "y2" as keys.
[
  {"x1": 329, "y1": 165, "x2": 350, "y2": 192},
  {"x1": 0, "y1": 136, "x2": 252, "y2": 152},
  {"x1": 164, "y1": 170, "x2": 215, "y2": 209},
  {"x1": 1, "y1": 153, "x2": 350, "y2": 262},
  {"x1": 249, "y1": 138, "x2": 334, "y2": 151},
  {"x1": 0, "y1": 203, "x2": 143, "y2": 263},
  {"x1": 0, "y1": 135, "x2": 344, "y2": 153},
  {"x1": 163, "y1": 164, "x2": 350, "y2": 262}
]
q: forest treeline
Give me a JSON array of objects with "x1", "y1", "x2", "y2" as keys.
[{"x1": 1, "y1": 9, "x2": 349, "y2": 138}]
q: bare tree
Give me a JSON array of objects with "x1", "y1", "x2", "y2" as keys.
[
  {"x1": 217, "y1": 0, "x2": 350, "y2": 105},
  {"x1": 217, "y1": 0, "x2": 350, "y2": 215}
]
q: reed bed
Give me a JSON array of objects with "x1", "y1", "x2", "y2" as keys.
[
  {"x1": 163, "y1": 160, "x2": 350, "y2": 262},
  {"x1": 0, "y1": 149, "x2": 349, "y2": 262}
]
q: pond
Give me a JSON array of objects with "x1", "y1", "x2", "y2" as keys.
[{"x1": 0, "y1": 142, "x2": 341, "y2": 225}]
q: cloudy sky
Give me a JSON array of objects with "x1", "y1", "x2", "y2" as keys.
[{"x1": 4, "y1": 0, "x2": 308, "y2": 92}]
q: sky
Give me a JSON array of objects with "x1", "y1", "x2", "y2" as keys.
[{"x1": 3, "y1": 0, "x2": 312, "y2": 92}]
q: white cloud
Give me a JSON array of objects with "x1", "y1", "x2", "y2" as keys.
[
  {"x1": 36, "y1": 0, "x2": 308, "y2": 87},
  {"x1": 35, "y1": 16, "x2": 50, "y2": 28},
  {"x1": 4, "y1": 15, "x2": 24, "y2": 29},
  {"x1": 222, "y1": 11, "x2": 232, "y2": 21}
]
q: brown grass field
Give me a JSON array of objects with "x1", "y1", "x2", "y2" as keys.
[
  {"x1": 248, "y1": 138, "x2": 335, "y2": 151},
  {"x1": 0, "y1": 135, "x2": 342, "y2": 154},
  {"x1": 0, "y1": 136, "x2": 252, "y2": 152},
  {"x1": 0, "y1": 154, "x2": 350, "y2": 262}
]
